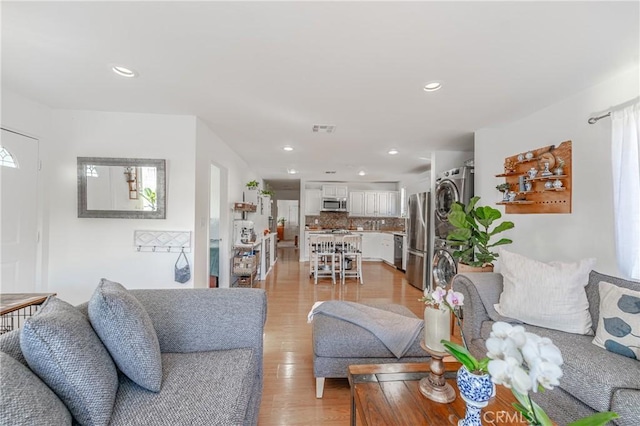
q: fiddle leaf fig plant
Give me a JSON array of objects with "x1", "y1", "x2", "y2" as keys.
[{"x1": 447, "y1": 196, "x2": 514, "y2": 267}]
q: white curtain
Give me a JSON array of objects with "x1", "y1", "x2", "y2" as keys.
[{"x1": 611, "y1": 103, "x2": 640, "y2": 280}]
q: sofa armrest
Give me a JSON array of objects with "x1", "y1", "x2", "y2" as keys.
[
  {"x1": 452, "y1": 273, "x2": 504, "y2": 343},
  {"x1": 130, "y1": 288, "x2": 267, "y2": 354}
]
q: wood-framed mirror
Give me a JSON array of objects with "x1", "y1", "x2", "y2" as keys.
[{"x1": 77, "y1": 157, "x2": 166, "y2": 219}]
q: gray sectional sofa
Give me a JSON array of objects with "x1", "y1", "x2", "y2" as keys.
[
  {"x1": 453, "y1": 270, "x2": 640, "y2": 426},
  {"x1": 0, "y1": 286, "x2": 267, "y2": 426}
]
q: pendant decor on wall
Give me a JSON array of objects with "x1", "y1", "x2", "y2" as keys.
[{"x1": 495, "y1": 140, "x2": 572, "y2": 214}]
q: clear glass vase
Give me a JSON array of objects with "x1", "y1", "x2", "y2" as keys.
[{"x1": 423, "y1": 307, "x2": 451, "y2": 353}]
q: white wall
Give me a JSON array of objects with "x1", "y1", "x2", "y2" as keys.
[
  {"x1": 209, "y1": 165, "x2": 221, "y2": 240},
  {"x1": 402, "y1": 170, "x2": 431, "y2": 197},
  {"x1": 194, "y1": 118, "x2": 262, "y2": 288},
  {"x1": 475, "y1": 66, "x2": 639, "y2": 276},
  {"x1": 1, "y1": 89, "x2": 51, "y2": 139},
  {"x1": 45, "y1": 110, "x2": 197, "y2": 304}
]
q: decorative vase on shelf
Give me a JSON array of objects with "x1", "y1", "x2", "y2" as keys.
[
  {"x1": 457, "y1": 366, "x2": 496, "y2": 426},
  {"x1": 555, "y1": 166, "x2": 564, "y2": 176},
  {"x1": 424, "y1": 307, "x2": 451, "y2": 353}
]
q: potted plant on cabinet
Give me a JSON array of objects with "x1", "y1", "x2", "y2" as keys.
[
  {"x1": 260, "y1": 186, "x2": 275, "y2": 198},
  {"x1": 446, "y1": 196, "x2": 514, "y2": 273},
  {"x1": 246, "y1": 180, "x2": 260, "y2": 190}
]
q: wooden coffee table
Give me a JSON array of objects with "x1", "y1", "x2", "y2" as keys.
[{"x1": 348, "y1": 362, "x2": 524, "y2": 426}]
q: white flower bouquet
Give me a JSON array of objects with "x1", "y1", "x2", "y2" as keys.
[{"x1": 438, "y1": 319, "x2": 618, "y2": 426}]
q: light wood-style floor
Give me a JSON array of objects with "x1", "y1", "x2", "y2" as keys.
[{"x1": 255, "y1": 244, "x2": 427, "y2": 425}]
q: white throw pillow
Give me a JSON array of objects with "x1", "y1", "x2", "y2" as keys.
[
  {"x1": 592, "y1": 281, "x2": 640, "y2": 360},
  {"x1": 494, "y1": 249, "x2": 595, "y2": 335}
]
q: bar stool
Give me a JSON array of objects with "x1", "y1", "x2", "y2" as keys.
[
  {"x1": 314, "y1": 235, "x2": 337, "y2": 285},
  {"x1": 340, "y1": 234, "x2": 364, "y2": 284},
  {"x1": 309, "y1": 234, "x2": 319, "y2": 278}
]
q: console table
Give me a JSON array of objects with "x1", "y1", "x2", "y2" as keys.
[{"x1": 0, "y1": 293, "x2": 55, "y2": 334}]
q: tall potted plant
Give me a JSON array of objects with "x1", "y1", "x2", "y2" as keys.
[{"x1": 446, "y1": 196, "x2": 514, "y2": 272}]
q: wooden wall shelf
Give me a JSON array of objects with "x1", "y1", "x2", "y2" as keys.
[{"x1": 497, "y1": 141, "x2": 572, "y2": 214}]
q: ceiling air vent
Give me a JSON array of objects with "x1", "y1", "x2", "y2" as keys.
[
  {"x1": 312, "y1": 124, "x2": 336, "y2": 133},
  {"x1": 325, "y1": 171, "x2": 337, "y2": 174}
]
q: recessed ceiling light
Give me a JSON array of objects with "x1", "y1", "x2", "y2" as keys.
[
  {"x1": 287, "y1": 169, "x2": 298, "y2": 175},
  {"x1": 423, "y1": 81, "x2": 442, "y2": 92},
  {"x1": 358, "y1": 170, "x2": 366, "y2": 176},
  {"x1": 111, "y1": 65, "x2": 138, "y2": 78},
  {"x1": 283, "y1": 146, "x2": 294, "y2": 152},
  {"x1": 388, "y1": 148, "x2": 399, "y2": 155}
]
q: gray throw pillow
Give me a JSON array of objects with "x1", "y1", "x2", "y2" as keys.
[
  {"x1": 0, "y1": 352, "x2": 72, "y2": 425},
  {"x1": 88, "y1": 279, "x2": 163, "y2": 392},
  {"x1": 20, "y1": 297, "x2": 118, "y2": 426}
]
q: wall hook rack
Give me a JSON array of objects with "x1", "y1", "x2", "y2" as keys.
[{"x1": 134, "y1": 230, "x2": 191, "y2": 253}]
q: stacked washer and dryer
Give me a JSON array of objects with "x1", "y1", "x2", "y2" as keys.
[{"x1": 432, "y1": 166, "x2": 474, "y2": 288}]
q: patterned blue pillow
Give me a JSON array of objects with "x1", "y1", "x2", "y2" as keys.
[
  {"x1": 88, "y1": 279, "x2": 163, "y2": 392},
  {"x1": 592, "y1": 281, "x2": 640, "y2": 360},
  {"x1": 20, "y1": 297, "x2": 118, "y2": 425}
]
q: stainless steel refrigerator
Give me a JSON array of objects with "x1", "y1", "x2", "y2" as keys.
[{"x1": 406, "y1": 192, "x2": 430, "y2": 291}]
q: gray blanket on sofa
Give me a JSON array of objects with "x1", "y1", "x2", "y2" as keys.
[{"x1": 308, "y1": 301, "x2": 423, "y2": 358}]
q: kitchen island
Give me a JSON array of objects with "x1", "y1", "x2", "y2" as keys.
[{"x1": 302, "y1": 229, "x2": 405, "y2": 267}]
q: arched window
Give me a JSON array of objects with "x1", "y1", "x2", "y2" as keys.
[
  {"x1": 85, "y1": 164, "x2": 99, "y2": 177},
  {"x1": 0, "y1": 147, "x2": 18, "y2": 168}
]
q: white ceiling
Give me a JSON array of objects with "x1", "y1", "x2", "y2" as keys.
[{"x1": 2, "y1": 1, "x2": 638, "y2": 185}]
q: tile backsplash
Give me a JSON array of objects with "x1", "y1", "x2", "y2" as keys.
[{"x1": 305, "y1": 212, "x2": 406, "y2": 231}]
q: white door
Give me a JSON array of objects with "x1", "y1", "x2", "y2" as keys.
[
  {"x1": 286, "y1": 203, "x2": 299, "y2": 240},
  {"x1": 1, "y1": 129, "x2": 39, "y2": 293}
]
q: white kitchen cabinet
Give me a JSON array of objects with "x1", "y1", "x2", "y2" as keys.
[
  {"x1": 361, "y1": 191, "x2": 400, "y2": 217},
  {"x1": 387, "y1": 192, "x2": 399, "y2": 217},
  {"x1": 322, "y1": 185, "x2": 348, "y2": 198},
  {"x1": 360, "y1": 232, "x2": 380, "y2": 260},
  {"x1": 378, "y1": 193, "x2": 390, "y2": 217},
  {"x1": 380, "y1": 233, "x2": 394, "y2": 265},
  {"x1": 305, "y1": 189, "x2": 322, "y2": 215},
  {"x1": 349, "y1": 192, "x2": 365, "y2": 216},
  {"x1": 364, "y1": 192, "x2": 378, "y2": 216}
]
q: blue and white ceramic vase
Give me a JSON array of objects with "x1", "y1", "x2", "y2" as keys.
[{"x1": 457, "y1": 366, "x2": 495, "y2": 426}]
